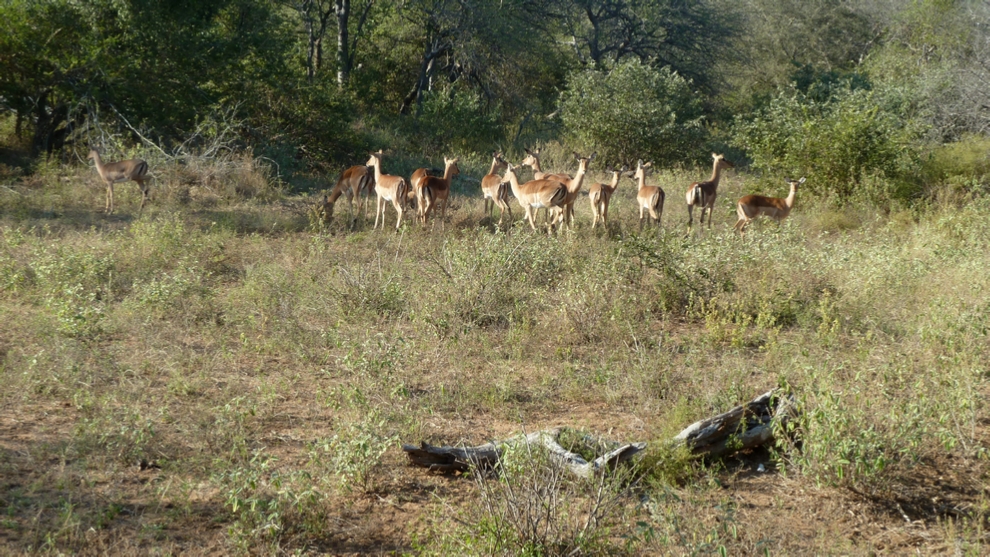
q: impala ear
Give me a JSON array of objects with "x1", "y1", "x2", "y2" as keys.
[
  {"x1": 524, "y1": 148, "x2": 532, "y2": 155},
  {"x1": 799, "y1": 177, "x2": 806, "y2": 184},
  {"x1": 590, "y1": 152, "x2": 597, "y2": 160},
  {"x1": 644, "y1": 161, "x2": 653, "y2": 168}
]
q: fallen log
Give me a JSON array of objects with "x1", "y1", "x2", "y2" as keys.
[
  {"x1": 674, "y1": 389, "x2": 795, "y2": 458},
  {"x1": 402, "y1": 428, "x2": 645, "y2": 478},
  {"x1": 402, "y1": 389, "x2": 794, "y2": 474}
]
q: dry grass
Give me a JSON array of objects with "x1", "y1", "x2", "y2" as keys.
[{"x1": 0, "y1": 154, "x2": 987, "y2": 555}]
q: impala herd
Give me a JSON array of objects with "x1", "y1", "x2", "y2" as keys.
[{"x1": 86, "y1": 147, "x2": 804, "y2": 235}]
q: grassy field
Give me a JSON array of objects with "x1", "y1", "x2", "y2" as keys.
[{"x1": 0, "y1": 148, "x2": 988, "y2": 555}]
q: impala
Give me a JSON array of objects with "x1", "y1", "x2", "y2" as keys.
[
  {"x1": 481, "y1": 152, "x2": 512, "y2": 227},
  {"x1": 520, "y1": 147, "x2": 566, "y2": 181},
  {"x1": 324, "y1": 165, "x2": 375, "y2": 227},
  {"x1": 635, "y1": 160, "x2": 665, "y2": 229},
  {"x1": 588, "y1": 165, "x2": 627, "y2": 230},
  {"x1": 366, "y1": 150, "x2": 409, "y2": 231},
  {"x1": 88, "y1": 148, "x2": 150, "y2": 214},
  {"x1": 520, "y1": 147, "x2": 571, "y2": 223},
  {"x1": 503, "y1": 163, "x2": 568, "y2": 234},
  {"x1": 686, "y1": 153, "x2": 735, "y2": 229},
  {"x1": 554, "y1": 152, "x2": 595, "y2": 227},
  {"x1": 734, "y1": 177, "x2": 805, "y2": 235},
  {"x1": 417, "y1": 157, "x2": 460, "y2": 226}
]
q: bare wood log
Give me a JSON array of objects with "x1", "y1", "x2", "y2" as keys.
[
  {"x1": 673, "y1": 389, "x2": 795, "y2": 458},
  {"x1": 402, "y1": 389, "x2": 794, "y2": 474},
  {"x1": 402, "y1": 428, "x2": 645, "y2": 477}
]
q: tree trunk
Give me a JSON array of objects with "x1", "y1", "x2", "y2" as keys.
[{"x1": 335, "y1": 0, "x2": 350, "y2": 86}]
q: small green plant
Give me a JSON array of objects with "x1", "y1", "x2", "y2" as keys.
[{"x1": 309, "y1": 412, "x2": 397, "y2": 494}]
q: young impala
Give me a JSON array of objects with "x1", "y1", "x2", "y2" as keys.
[
  {"x1": 88, "y1": 148, "x2": 150, "y2": 214},
  {"x1": 366, "y1": 150, "x2": 409, "y2": 231},
  {"x1": 734, "y1": 177, "x2": 805, "y2": 235},
  {"x1": 588, "y1": 165, "x2": 627, "y2": 230},
  {"x1": 635, "y1": 160, "x2": 664, "y2": 230},
  {"x1": 503, "y1": 163, "x2": 568, "y2": 234},
  {"x1": 555, "y1": 152, "x2": 596, "y2": 227},
  {"x1": 480, "y1": 152, "x2": 512, "y2": 227},
  {"x1": 417, "y1": 157, "x2": 460, "y2": 227},
  {"x1": 324, "y1": 165, "x2": 375, "y2": 227},
  {"x1": 686, "y1": 153, "x2": 734, "y2": 229}
]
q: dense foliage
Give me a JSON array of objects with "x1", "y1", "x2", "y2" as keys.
[{"x1": 2, "y1": 0, "x2": 990, "y2": 198}]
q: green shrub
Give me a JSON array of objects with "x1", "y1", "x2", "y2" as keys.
[
  {"x1": 561, "y1": 60, "x2": 706, "y2": 167},
  {"x1": 732, "y1": 86, "x2": 922, "y2": 202}
]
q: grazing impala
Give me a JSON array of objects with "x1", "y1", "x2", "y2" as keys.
[
  {"x1": 366, "y1": 151, "x2": 409, "y2": 231},
  {"x1": 503, "y1": 163, "x2": 568, "y2": 234},
  {"x1": 686, "y1": 153, "x2": 734, "y2": 229},
  {"x1": 734, "y1": 177, "x2": 805, "y2": 235},
  {"x1": 481, "y1": 152, "x2": 512, "y2": 227},
  {"x1": 555, "y1": 152, "x2": 596, "y2": 227},
  {"x1": 588, "y1": 165, "x2": 627, "y2": 230},
  {"x1": 88, "y1": 148, "x2": 150, "y2": 214},
  {"x1": 324, "y1": 165, "x2": 375, "y2": 227},
  {"x1": 417, "y1": 157, "x2": 460, "y2": 226},
  {"x1": 635, "y1": 160, "x2": 665, "y2": 230}
]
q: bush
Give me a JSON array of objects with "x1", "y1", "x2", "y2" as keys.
[
  {"x1": 732, "y1": 86, "x2": 923, "y2": 201},
  {"x1": 561, "y1": 60, "x2": 706, "y2": 167}
]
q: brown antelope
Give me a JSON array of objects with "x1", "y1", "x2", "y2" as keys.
[
  {"x1": 520, "y1": 147, "x2": 574, "y2": 224},
  {"x1": 588, "y1": 165, "x2": 628, "y2": 230},
  {"x1": 324, "y1": 165, "x2": 375, "y2": 227},
  {"x1": 635, "y1": 160, "x2": 665, "y2": 229},
  {"x1": 408, "y1": 167, "x2": 441, "y2": 212},
  {"x1": 365, "y1": 150, "x2": 409, "y2": 231},
  {"x1": 417, "y1": 157, "x2": 460, "y2": 226},
  {"x1": 521, "y1": 147, "x2": 561, "y2": 181},
  {"x1": 481, "y1": 152, "x2": 512, "y2": 227},
  {"x1": 87, "y1": 148, "x2": 150, "y2": 214},
  {"x1": 686, "y1": 153, "x2": 735, "y2": 229},
  {"x1": 503, "y1": 163, "x2": 568, "y2": 234},
  {"x1": 734, "y1": 177, "x2": 805, "y2": 235},
  {"x1": 554, "y1": 152, "x2": 595, "y2": 227}
]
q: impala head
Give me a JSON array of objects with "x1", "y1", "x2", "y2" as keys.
[
  {"x1": 520, "y1": 147, "x2": 541, "y2": 168},
  {"x1": 444, "y1": 157, "x2": 461, "y2": 177},
  {"x1": 634, "y1": 160, "x2": 653, "y2": 181},
  {"x1": 573, "y1": 151, "x2": 596, "y2": 172},
  {"x1": 366, "y1": 149, "x2": 384, "y2": 167},
  {"x1": 786, "y1": 177, "x2": 806, "y2": 189},
  {"x1": 504, "y1": 162, "x2": 518, "y2": 181},
  {"x1": 713, "y1": 153, "x2": 735, "y2": 169}
]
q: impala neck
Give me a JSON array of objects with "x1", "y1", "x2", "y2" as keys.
[
  {"x1": 370, "y1": 159, "x2": 383, "y2": 182},
  {"x1": 442, "y1": 162, "x2": 455, "y2": 182},
  {"x1": 528, "y1": 157, "x2": 542, "y2": 175},
  {"x1": 609, "y1": 172, "x2": 620, "y2": 188},
  {"x1": 487, "y1": 157, "x2": 501, "y2": 176},
  {"x1": 710, "y1": 160, "x2": 724, "y2": 186},
  {"x1": 785, "y1": 184, "x2": 798, "y2": 208},
  {"x1": 328, "y1": 187, "x2": 344, "y2": 203},
  {"x1": 568, "y1": 162, "x2": 589, "y2": 193},
  {"x1": 91, "y1": 151, "x2": 104, "y2": 170},
  {"x1": 505, "y1": 168, "x2": 522, "y2": 199},
  {"x1": 637, "y1": 172, "x2": 646, "y2": 192}
]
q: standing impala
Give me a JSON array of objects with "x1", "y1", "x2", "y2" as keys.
[
  {"x1": 417, "y1": 157, "x2": 460, "y2": 226},
  {"x1": 734, "y1": 177, "x2": 805, "y2": 235},
  {"x1": 88, "y1": 148, "x2": 150, "y2": 214},
  {"x1": 555, "y1": 152, "x2": 596, "y2": 227},
  {"x1": 588, "y1": 165, "x2": 627, "y2": 230},
  {"x1": 366, "y1": 151, "x2": 409, "y2": 231},
  {"x1": 481, "y1": 152, "x2": 512, "y2": 227},
  {"x1": 521, "y1": 147, "x2": 571, "y2": 223},
  {"x1": 324, "y1": 165, "x2": 374, "y2": 227},
  {"x1": 503, "y1": 163, "x2": 568, "y2": 234},
  {"x1": 635, "y1": 160, "x2": 664, "y2": 230},
  {"x1": 686, "y1": 153, "x2": 734, "y2": 229}
]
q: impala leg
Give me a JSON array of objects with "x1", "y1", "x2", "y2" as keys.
[{"x1": 391, "y1": 197, "x2": 403, "y2": 231}]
